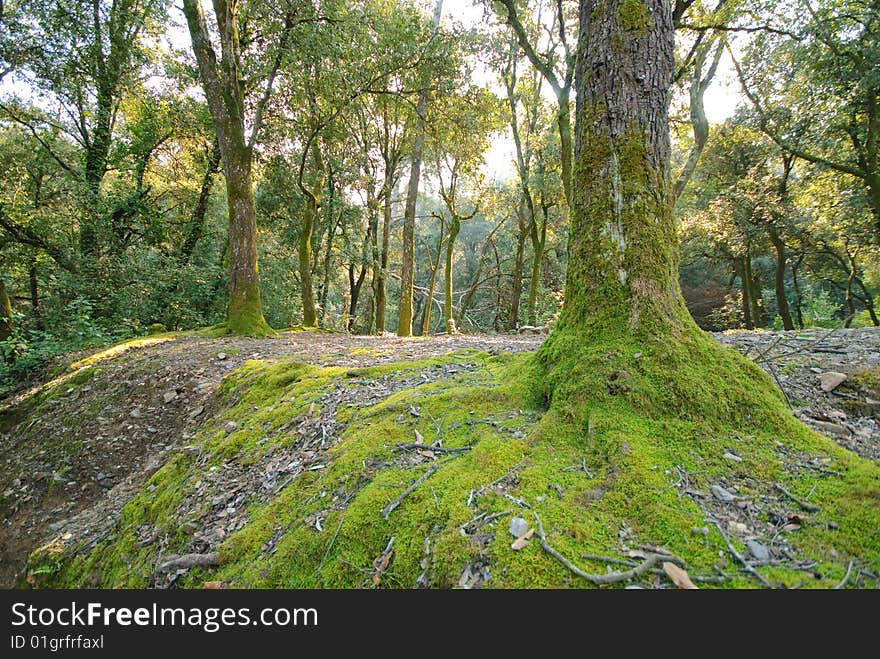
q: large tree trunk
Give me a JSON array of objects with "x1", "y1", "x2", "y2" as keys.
[
  {"x1": 183, "y1": 0, "x2": 271, "y2": 336},
  {"x1": 550, "y1": 0, "x2": 682, "y2": 334}
]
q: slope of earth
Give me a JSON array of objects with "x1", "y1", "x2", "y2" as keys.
[{"x1": 1, "y1": 328, "x2": 877, "y2": 589}]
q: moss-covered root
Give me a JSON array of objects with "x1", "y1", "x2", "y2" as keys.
[{"x1": 225, "y1": 281, "x2": 276, "y2": 337}]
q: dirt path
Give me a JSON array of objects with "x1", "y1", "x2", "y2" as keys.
[{"x1": 0, "y1": 328, "x2": 876, "y2": 586}]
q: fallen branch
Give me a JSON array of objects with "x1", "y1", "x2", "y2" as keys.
[
  {"x1": 712, "y1": 521, "x2": 772, "y2": 588},
  {"x1": 834, "y1": 560, "x2": 854, "y2": 589},
  {"x1": 153, "y1": 553, "x2": 220, "y2": 577},
  {"x1": 381, "y1": 465, "x2": 438, "y2": 520},
  {"x1": 774, "y1": 483, "x2": 820, "y2": 512},
  {"x1": 395, "y1": 442, "x2": 472, "y2": 455},
  {"x1": 535, "y1": 513, "x2": 674, "y2": 586}
]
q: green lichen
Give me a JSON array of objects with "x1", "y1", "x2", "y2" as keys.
[{"x1": 617, "y1": 0, "x2": 653, "y2": 36}]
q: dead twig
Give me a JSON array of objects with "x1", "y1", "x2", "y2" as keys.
[
  {"x1": 395, "y1": 442, "x2": 472, "y2": 455},
  {"x1": 775, "y1": 483, "x2": 820, "y2": 512},
  {"x1": 535, "y1": 513, "x2": 675, "y2": 586},
  {"x1": 712, "y1": 521, "x2": 772, "y2": 588},
  {"x1": 153, "y1": 553, "x2": 220, "y2": 578},
  {"x1": 380, "y1": 465, "x2": 438, "y2": 520},
  {"x1": 834, "y1": 560, "x2": 854, "y2": 589}
]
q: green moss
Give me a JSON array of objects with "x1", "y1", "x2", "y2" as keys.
[
  {"x1": 18, "y1": 340, "x2": 880, "y2": 589},
  {"x1": 224, "y1": 281, "x2": 276, "y2": 337},
  {"x1": 617, "y1": 0, "x2": 653, "y2": 35}
]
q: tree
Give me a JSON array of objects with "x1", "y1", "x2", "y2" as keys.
[
  {"x1": 534, "y1": 0, "x2": 795, "y2": 434},
  {"x1": 398, "y1": 0, "x2": 444, "y2": 337},
  {"x1": 181, "y1": 0, "x2": 284, "y2": 335},
  {"x1": 730, "y1": 0, "x2": 880, "y2": 240}
]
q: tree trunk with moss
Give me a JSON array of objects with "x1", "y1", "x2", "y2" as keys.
[
  {"x1": 183, "y1": 0, "x2": 272, "y2": 336},
  {"x1": 0, "y1": 280, "x2": 12, "y2": 342}
]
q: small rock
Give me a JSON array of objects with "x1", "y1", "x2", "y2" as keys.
[
  {"x1": 710, "y1": 484, "x2": 736, "y2": 502},
  {"x1": 224, "y1": 421, "x2": 239, "y2": 433},
  {"x1": 216, "y1": 352, "x2": 227, "y2": 361},
  {"x1": 633, "y1": 352, "x2": 642, "y2": 359},
  {"x1": 746, "y1": 540, "x2": 770, "y2": 561},
  {"x1": 728, "y1": 521, "x2": 749, "y2": 535},
  {"x1": 163, "y1": 390, "x2": 178, "y2": 403},
  {"x1": 691, "y1": 526, "x2": 709, "y2": 536},
  {"x1": 818, "y1": 371, "x2": 847, "y2": 393},
  {"x1": 723, "y1": 452, "x2": 743, "y2": 463},
  {"x1": 810, "y1": 420, "x2": 850, "y2": 437},
  {"x1": 129, "y1": 408, "x2": 142, "y2": 418},
  {"x1": 508, "y1": 516, "x2": 529, "y2": 538},
  {"x1": 147, "y1": 426, "x2": 159, "y2": 434}
]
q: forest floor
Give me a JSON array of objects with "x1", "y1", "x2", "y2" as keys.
[{"x1": 0, "y1": 327, "x2": 877, "y2": 588}]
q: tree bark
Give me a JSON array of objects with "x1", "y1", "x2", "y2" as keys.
[
  {"x1": 376, "y1": 182, "x2": 392, "y2": 333},
  {"x1": 398, "y1": 0, "x2": 443, "y2": 337},
  {"x1": 509, "y1": 215, "x2": 526, "y2": 331},
  {"x1": 0, "y1": 279, "x2": 13, "y2": 345},
  {"x1": 28, "y1": 259, "x2": 43, "y2": 330},
  {"x1": 553, "y1": 0, "x2": 682, "y2": 333},
  {"x1": 443, "y1": 216, "x2": 460, "y2": 333},
  {"x1": 767, "y1": 225, "x2": 793, "y2": 330},
  {"x1": 182, "y1": 0, "x2": 271, "y2": 335}
]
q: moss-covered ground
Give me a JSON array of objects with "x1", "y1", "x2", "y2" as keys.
[{"x1": 11, "y1": 328, "x2": 880, "y2": 589}]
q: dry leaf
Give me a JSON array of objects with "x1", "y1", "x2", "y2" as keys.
[
  {"x1": 662, "y1": 562, "x2": 698, "y2": 589},
  {"x1": 308, "y1": 402, "x2": 315, "y2": 415},
  {"x1": 414, "y1": 429, "x2": 424, "y2": 444},
  {"x1": 625, "y1": 550, "x2": 647, "y2": 560},
  {"x1": 418, "y1": 450, "x2": 435, "y2": 459},
  {"x1": 782, "y1": 523, "x2": 802, "y2": 532},
  {"x1": 511, "y1": 528, "x2": 534, "y2": 550},
  {"x1": 202, "y1": 581, "x2": 224, "y2": 589}
]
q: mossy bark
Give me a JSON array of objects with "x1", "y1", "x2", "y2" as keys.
[
  {"x1": 0, "y1": 279, "x2": 13, "y2": 344},
  {"x1": 537, "y1": 0, "x2": 753, "y2": 415},
  {"x1": 183, "y1": 0, "x2": 272, "y2": 337}
]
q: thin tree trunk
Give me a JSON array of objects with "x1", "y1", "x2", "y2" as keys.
[
  {"x1": 423, "y1": 226, "x2": 444, "y2": 336},
  {"x1": 0, "y1": 279, "x2": 13, "y2": 363},
  {"x1": 509, "y1": 223, "x2": 526, "y2": 331},
  {"x1": 791, "y1": 253, "x2": 805, "y2": 329},
  {"x1": 767, "y1": 226, "x2": 794, "y2": 330},
  {"x1": 398, "y1": 0, "x2": 443, "y2": 337},
  {"x1": 443, "y1": 217, "x2": 460, "y2": 333},
  {"x1": 348, "y1": 262, "x2": 367, "y2": 333},
  {"x1": 375, "y1": 185, "x2": 392, "y2": 333},
  {"x1": 180, "y1": 136, "x2": 221, "y2": 264},
  {"x1": 28, "y1": 259, "x2": 43, "y2": 330}
]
